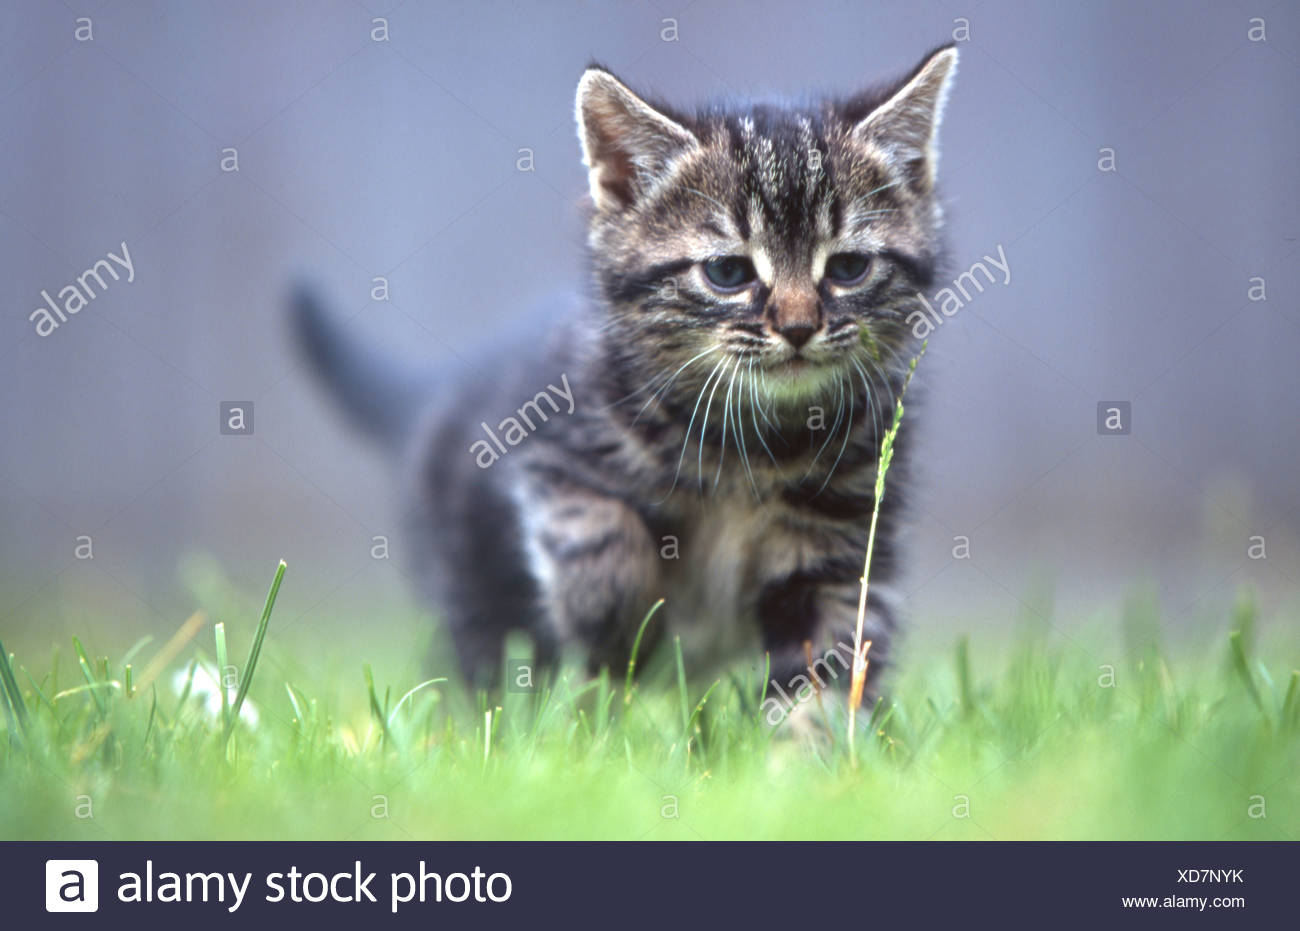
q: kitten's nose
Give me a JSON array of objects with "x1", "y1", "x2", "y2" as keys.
[
  {"x1": 768, "y1": 290, "x2": 822, "y2": 349},
  {"x1": 775, "y1": 323, "x2": 816, "y2": 348}
]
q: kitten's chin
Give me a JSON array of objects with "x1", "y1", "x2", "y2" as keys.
[{"x1": 760, "y1": 357, "x2": 843, "y2": 402}]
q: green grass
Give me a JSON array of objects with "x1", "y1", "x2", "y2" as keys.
[{"x1": 1, "y1": 562, "x2": 1298, "y2": 841}]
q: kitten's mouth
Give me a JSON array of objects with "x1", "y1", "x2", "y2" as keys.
[
  {"x1": 766, "y1": 350, "x2": 831, "y2": 373},
  {"x1": 757, "y1": 353, "x2": 842, "y2": 400}
]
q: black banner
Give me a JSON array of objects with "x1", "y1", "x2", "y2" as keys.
[{"x1": 4, "y1": 841, "x2": 1293, "y2": 926}]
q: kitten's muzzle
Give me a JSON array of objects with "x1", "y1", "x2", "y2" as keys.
[{"x1": 766, "y1": 291, "x2": 823, "y2": 350}]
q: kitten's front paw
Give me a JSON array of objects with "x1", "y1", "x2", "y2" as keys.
[{"x1": 779, "y1": 697, "x2": 836, "y2": 751}]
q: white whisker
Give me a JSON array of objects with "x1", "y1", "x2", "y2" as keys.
[
  {"x1": 667, "y1": 356, "x2": 728, "y2": 499},
  {"x1": 852, "y1": 356, "x2": 883, "y2": 452},
  {"x1": 714, "y1": 362, "x2": 740, "y2": 488},
  {"x1": 817, "y1": 376, "x2": 855, "y2": 494},
  {"x1": 731, "y1": 364, "x2": 760, "y2": 499},
  {"x1": 697, "y1": 358, "x2": 731, "y2": 493},
  {"x1": 632, "y1": 346, "x2": 718, "y2": 424},
  {"x1": 747, "y1": 358, "x2": 779, "y2": 466}
]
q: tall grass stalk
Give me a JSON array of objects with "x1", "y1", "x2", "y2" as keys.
[
  {"x1": 848, "y1": 341, "x2": 925, "y2": 753},
  {"x1": 222, "y1": 560, "x2": 285, "y2": 744}
]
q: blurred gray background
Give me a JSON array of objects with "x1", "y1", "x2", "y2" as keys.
[{"x1": 1, "y1": 0, "x2": 1297, "y2": 664}]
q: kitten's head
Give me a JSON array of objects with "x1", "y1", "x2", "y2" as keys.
[{"x1": 576, "y1": 46, "x2": 956, "y2": 410}]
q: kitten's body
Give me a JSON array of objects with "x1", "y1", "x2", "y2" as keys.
[{"x1": 294, "y1": 47, "x2": 957, "y2": 715}]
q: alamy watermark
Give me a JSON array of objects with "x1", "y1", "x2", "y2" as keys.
[
  {"x1": 469, "y1": 373, "x2": 575, "y2": 468},
  {"x1": 29, "y1": 240, "x2": 135, "y2": 337},
  {"x1": 906, "y1": 243, "x2": 1009, "y2": 338},
  {"x1": 763, "y1": 639, "x2": 860, "y2": 725}
]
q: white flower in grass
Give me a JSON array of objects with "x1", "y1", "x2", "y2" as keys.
[{"x1": 171, "y1": 663, "x2": 260, "y2": 728}]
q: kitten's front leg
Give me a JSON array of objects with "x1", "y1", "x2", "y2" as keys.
[
  {"x1": 520, "y1": 484, "x2": 662, "y2": 672},
  {"x1": 758, "y1": 569, "x2": 898, "y2": 727}
]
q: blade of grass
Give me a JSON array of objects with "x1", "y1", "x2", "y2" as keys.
[
  {"x1": 686, "y1": 679, "x2": 721, "y2": 736},
  {"x1": 214, "y1": 621, "x2": 230, "y2": 730},
  {"x1": 224, "y1": 560, "x2": 285, "y2": 743},
  {"x1": 175, "y1": 658, "x2": 199, "y2": 716},
  {"x1": 0, "y1": 675, "x2": 19, "y2": 740},
  {"x1": 1255, "y1": 661, "x2": 1277, "y2": 704},
  {"x1": 955, "y1": 636, "x2": 974, "y2": 716},
  {"x1": 0, "y1": 636, "x2": 30, "y2": 736},
  {"x1": 595, "y1": 666, "x2": 612, "y2": 734},
  {"x1": 683, "y1": 679, "x2": 721, "y2": 767},
  {"x1": 53, "y1": 682, "x2": 121, "y2": 702},
  {"x1": 847, "y1": 641, "x2": 872, "y2": 726},
  {"x1": 72, "y1": 636, "x2": 107, "y2": 716},
  {"x1": 286, "y1": 682, "x2": 319, "y2": 743},
  {"x1": 136, "y1": 611, "x2": 206, "y2": 693},
  {"x1": 849, "y1": 342, "x2": 924, "y2": 752},
  {"x1": 1281, "y1": 670, "x2": 1299, "y2": 728},
  {"x1": 22, "y1": 667, "x2": 59, "y2": 718},
  {"x1": 624, "y1": 598, "x2": 664, "y2": 704},
  {"x1": 387, "y1": 678, "x2": 447, "y2": 726},
  {"x1": 120, "y1": 634, "x2": 154, "y2": 667},
  {"x1": 727, "y1": 671, "x2": 751, "y2": 717},
  {"x1": 867, "y1": 694, "x2": 889, "y2": 731},
  {"x1": 143, "y1": 685, "x2": 158, "y2": 745},
  {"x1": 673, "y1": 635, "x2": 690, "y2": 730},
  {"x1": 1227, "y1": 630, "x2": 1266, "y2": 720},
  {"x1": 285, "y1": 683, "x2": 307, "y2": 727},
  {"x1": 363, "y1": 663, "x2": 394, "y2": 747}
]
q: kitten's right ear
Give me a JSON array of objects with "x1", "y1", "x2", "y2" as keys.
[
  {"x1": 576, "y1": 68, "x2": 698, "y2": 212},
  {"x1": 852, "y1": 45, "x2": 958, "y2": 192}
]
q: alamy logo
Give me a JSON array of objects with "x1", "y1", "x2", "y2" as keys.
[
  {"x1": 906, "y1": 243, "x2": 1010, "y2": 338},
  {"x1": 29, "y1": 241, "x2": 135, "y2": 337},
  {"x1": 468, "y1": 373, "x2": 576, "y2": 469},
  {"x1": 45, "y1": 859, "x2": 99, "y2": 912}
]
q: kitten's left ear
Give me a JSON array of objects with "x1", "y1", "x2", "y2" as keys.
[
  {"x1": 576, "y1": 67, "x2": 699, "y2": 211},
  {"x1": 852, "y1": 45, "x2": 958, "y2": 190}
]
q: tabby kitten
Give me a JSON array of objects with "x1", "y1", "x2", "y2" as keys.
[{"x1": 293, "y1": 45, "x2": 958, "y2": 722}]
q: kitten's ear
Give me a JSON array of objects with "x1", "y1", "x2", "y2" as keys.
[
  {"x1": 576, "y1": 68, "x2": 699, "y2": 211},
  {"x1": 852, "y1": 46, "x2": 958, "y2": 190}
]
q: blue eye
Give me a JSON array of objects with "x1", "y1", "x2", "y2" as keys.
[
  {"x1": 825, "y1": 252, "x2": 871, "y2": 284},
  {"x1": 703, "y1": 256, "x2": 757, "y2": 290}
]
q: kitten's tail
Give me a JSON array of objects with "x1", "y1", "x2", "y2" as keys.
[{"x1": 289, "y1": 282, "x2": 437, "y2": 450}]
